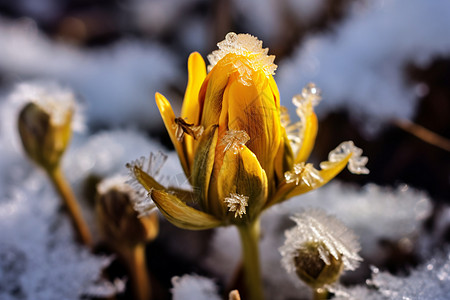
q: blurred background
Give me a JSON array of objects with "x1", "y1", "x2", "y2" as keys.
[
  {"x1": 0, "y1": 0, "x2": 449, "y2": 299},
  {"x1": 0, "y1": 0, "x2": 448, "y2": 201}
]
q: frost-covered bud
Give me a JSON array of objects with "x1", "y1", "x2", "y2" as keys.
[
  {"x1": 18, "y1": 101, "x2": 72, "y2": 171},
  {"x1": 293, "y1": 241, "x2": 344, "y2": 288},
  {"x1": 280, "y1": 209, "x2": 362, "y2": 289},
  {"x1": 96, "y1": 175, "x2": 158, "y2": 247}
]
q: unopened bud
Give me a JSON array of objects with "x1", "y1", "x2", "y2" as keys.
[
  {"x1": 96, "y1": 176, "x2": 159, "y2": 247},
  {"x1": 18, "y1": 101, "x2": 72, "y2": 171},
  {"x1": 293, "y1": 241, "x2": 344, "y2": 289},
  {"x1": 280, "y1": 209, "x2": 362, "y2": 289}
]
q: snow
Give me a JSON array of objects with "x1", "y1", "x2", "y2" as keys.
[
  {"x1": 0, "y1": 158, "x2": 109, "y2": 300},
  {"x1": 332, "y1": 250, "x2": 450, "y2": 300},
  {"x1": 171, "y1": 274, "x2": 221, "y2": 300}
]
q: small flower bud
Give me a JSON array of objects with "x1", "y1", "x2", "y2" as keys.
[
  {"x1": 18, "y1": 101, "x2": 72, "y2": 171},
  {"x1": 280, "y1": 209, "x2": 362, "y2": 289},
  {"x1": 96, "y1": 176, "x2": 159, "y2": 247},
  {"x1": 293, "y1": 241, "x2": 344, "y2": 289}
]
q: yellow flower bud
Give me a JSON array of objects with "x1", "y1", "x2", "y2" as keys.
[
  {"x1": 96, "y1": 176, "x2": 159, "y2": 247},
  {"x1": 18, "y1": 101, "x2": 72, "y2": 171},
  {"x1": 129, "y1": 33, "x2": 369, "y2": 230}
]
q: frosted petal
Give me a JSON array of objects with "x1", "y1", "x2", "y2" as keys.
[
  {"x1": 207, "y1": 32, "x2": 277, "y2": 79},
  {"x1": 320, "y1": 141, "x2": 370, "y2": 174},
  {"x1": 281, "y1": 83, "x2": 322, "y2": 156},
  {"x1": 284, "y1": 162, "x2": 323, "y2": 187},
  {"x1": 126, "y1": 152, "x2": 168, "y2": 216}
]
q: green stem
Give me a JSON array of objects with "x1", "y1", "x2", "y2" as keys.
[
  {"x1": 126, "y1": 244, "x2": 151, "y2": 300},
  {"x1": 313, "y1": 287, "x2": 328, "y2": 300},
  {"x1": 237, "y1": 220, "x2": 264, "y2": 300},
  {"x1": 48, "y1": 166, "x2": 92, "y2": 247}
]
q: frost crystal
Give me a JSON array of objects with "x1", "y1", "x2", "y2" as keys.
[
  {"x1": 320, "y1": 141, "x2": 369, "y2": 174},
  {"x1": 171, "y1": 274, "x2": 221, "y2": 300},
  {"x1": 173, "y1": 117, "x2": 204, "y2": 141},
  {"x1": 284, "y1": 162, "x2": 323, "y2": 187},
  {"x1": 280, "y1": 208, "x2": 362, "y2": 274},
  {"x1": 126, "y1": 152, "x2": 168, "y2": 216},
  {"x1": 221, "y1": 129, "x2": 250, "y2": 154},
  {"x1": 207, "y1": 32, "x2": 277, "y2": 85},
  {"x1": 281, "y1": 83, "x2": 322, "y2": 156},
  {"x1": 224, "y1": 193, "x2": 249, "y2": 218},
  {"x1": 280, "y1": 106, "x2": 303, "y2": 155},
  {"x1": 293, "y1": 82, "x2": 322, "y2": 108}
]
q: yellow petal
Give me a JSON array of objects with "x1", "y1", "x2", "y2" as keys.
[
  {"x1": 191, "y1": 124, "x2": 219, "y2": 212},
  {"x1": 128, "y1": 163, "x2": 165, "y2": 191},
  {"x1": 215, "y1": 145, "x2": 268, "y2": 224},
  {"x1": 273, "y1": 134, "x2": 294, "y2": 186},
  {"x1": 181, "y1": 52, "x2": 207, "y2": 168},
  {"x1": 268, "y1": 75, "x2": 280, "y2": 108},
  {"x1": 181, "y1": 52, "x2": 207, "y2": 123},
  {"x1": 199, "y1": 62, "x2": 231, "y2": 129},
  {"x1": 225, "y1": 71, "x2": 281, "y2": 180},
  {"x1": 150, "y1": 189, "x2": 222, "y2": 230},
  {"x1": 295, "y1": 101, "x2": 318, "y2": 164},
  {"x1": 155, "y1": 92, "x2": 190, "y2": 176}
]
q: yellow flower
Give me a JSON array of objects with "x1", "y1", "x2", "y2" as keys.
[{"x1": 128, "y1": 32, "x2": 369, "y2": 229}]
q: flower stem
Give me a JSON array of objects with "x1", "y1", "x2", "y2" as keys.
[
  {"x1": 48, "y1": 166, "x2": 92, "y2": 247},
  {"x1": 126, "y1": 243, "x2": 151, "y2": 300},
  {"x1": 237, "y1": 220, "x2": 264, "y2": 300}
]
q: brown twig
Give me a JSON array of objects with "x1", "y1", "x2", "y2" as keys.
[{"x1": 393, "y1": 119, "x2": 450, "y2": 152}]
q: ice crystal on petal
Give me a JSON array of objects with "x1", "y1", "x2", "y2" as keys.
[
  {"x1": 293, "y1": 82, "x2": 322, "y2": 108},
  {"x1": 221, "y1": 129, "x2": 250, "y2": 154},
  {"x1": 224, "y1": 193, "x2": 249, "y2": 218},
  {"x1": 284, "y1": 163, "x2": 323, "y2": 187},
  {"x1": 126, "y1": 152, "x2": 168, "y2": 216},
  {"x1": 280, "y1": 106, "x2": 303, "y2": 155},
  {"x1": 282, "y1": 83, "x2": 322, "y2": 156},
  {"x1": 173, "y1": 117, "x2": 204, "y2": 141},
  {"x1": 320, "y1": 141, "x2": 369, "y2": 174},
  {"x1": 207, "y1": 32, "x2": 277, "y2": 80},
  {"x1": 280, "y1": 208, "x2": 362, "y2": 274}
]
